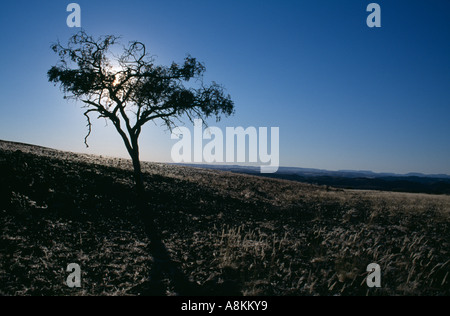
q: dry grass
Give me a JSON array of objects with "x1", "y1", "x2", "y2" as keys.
[{"x1": 1, "y1": 140, "x2": 449, "y2": 296}]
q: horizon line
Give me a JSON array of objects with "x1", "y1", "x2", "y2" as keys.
[{"x1": 1, "y1": 138, "x2": 449, "y2": 178}]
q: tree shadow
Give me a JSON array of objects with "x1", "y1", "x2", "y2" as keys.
[
  {"x1": 132, "y1": 203, "x2": 242, "y2": 296},
  {"x1": 2, "y1": 149, "x2": 243, "y2": 296}
]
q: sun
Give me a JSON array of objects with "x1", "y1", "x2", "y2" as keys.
[
  {"x1": 108, "y1": 62, "x2": 122, "y2": 87},
  {"x1": 112, "y1": 74, "x2": 120, "y2": 87}
]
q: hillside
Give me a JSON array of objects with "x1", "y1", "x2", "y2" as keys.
[
  {"x1": 1, "y1": 140, "x2": 449, "y2": 296},
  {"x1": 179, "y1": 164, "x2": 450, "y2": 195}
]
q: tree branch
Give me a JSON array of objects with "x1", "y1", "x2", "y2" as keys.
[{"x1": 83, "y1": 109, "x2": 97, "y2": 148}]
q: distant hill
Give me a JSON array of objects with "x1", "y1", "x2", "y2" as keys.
[{"x1": 177, "y1": 164, "x2": 450, "y2": 195}]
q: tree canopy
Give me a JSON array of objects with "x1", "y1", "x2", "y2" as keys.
[{"x1": 48, "y1": 31, "x2": 234, "y2": 155}]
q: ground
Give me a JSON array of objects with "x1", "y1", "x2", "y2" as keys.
[{"x1": 0, "y1": 140, "x2": 449, "y2": 296}]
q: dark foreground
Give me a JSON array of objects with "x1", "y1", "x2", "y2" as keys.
[{"x1": 0, "y1": 140, "x2": 449, "y2": 296}]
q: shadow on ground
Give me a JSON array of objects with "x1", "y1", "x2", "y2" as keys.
[{"x1": 0, "y1": 149, "x2": 244, "y2": 296}]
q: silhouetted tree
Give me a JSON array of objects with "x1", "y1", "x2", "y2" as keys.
[{"x1": 48, "y1": 31, "x2": 234, "y2": 206}]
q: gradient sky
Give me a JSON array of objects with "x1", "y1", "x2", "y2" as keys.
[{"x1": 0, "y1": 0, "x2": 449, "y2": 174}]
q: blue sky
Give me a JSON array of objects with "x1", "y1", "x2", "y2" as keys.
[{"x1": 0, "y1": 0, "x2": 449, "y2": 174}]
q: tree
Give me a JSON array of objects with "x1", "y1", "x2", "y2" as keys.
[{"x1": 48, "y1": 31, "x2": 234, "y2": 206}]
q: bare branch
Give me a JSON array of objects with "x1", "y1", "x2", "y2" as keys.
[{"x1": 83, "y1": 109, "x2": 97, "y2": 148}]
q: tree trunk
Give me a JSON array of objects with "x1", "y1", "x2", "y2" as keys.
[
  {"x1": 131, "y1": 153, "x2": 144, "y2": 199},
  {"x1": 128, "y1": 138, "x2": 150, "y2": 221}
]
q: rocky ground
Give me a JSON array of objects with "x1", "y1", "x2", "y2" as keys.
[{"x1": 0, "y1": 140, "x2": 449, "y2": 296}]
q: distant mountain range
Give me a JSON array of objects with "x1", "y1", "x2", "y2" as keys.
[{"x1": 176, "y1": 164, "x2": 450, "y2": 195}]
